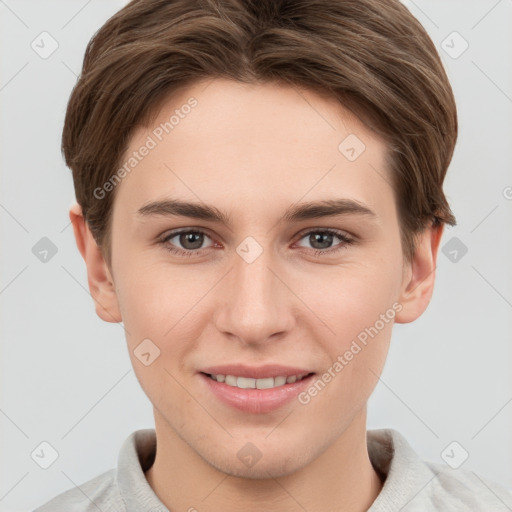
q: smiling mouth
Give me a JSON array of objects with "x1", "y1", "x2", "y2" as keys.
[{"x1": 202, "y1": 372, "x2": 315, "y2": 390}]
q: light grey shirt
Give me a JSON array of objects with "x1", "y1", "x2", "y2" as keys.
[{"x1": 33, "y1": 428, "x2": 512, "y2": 511}]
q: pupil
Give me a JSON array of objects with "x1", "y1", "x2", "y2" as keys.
[
  {"x1": 311, "y1": 232, "x2": 332, "y2": 249},
  {"x1": 181, "y1": 232, "x2": 203, "y2": 250}
]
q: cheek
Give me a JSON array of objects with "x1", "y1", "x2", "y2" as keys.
[
  {"x1": 113, "y1": 259, "x2": 214, "y2": 401},
  {"x1": 319, "y1": 283, "x2": 395, "y2": 381},
  {"x1": 300, "y1": 303, "x2": 394, "y2": 427},
  {"x1": 115, "y1": 250, "x2": 402, "y2": 345},
  {"x1": 298, "y1": 257, "x2": 400, "y2": 397},
  {"x1": 114, "y1": 263, "x2": 199, "y2": 403},
  {"x1": 114, "y1": 257, "x2": 203, "y2": 337},
  {"x1": 301, "y1": 258, "x2": 402, "y2": 337}
]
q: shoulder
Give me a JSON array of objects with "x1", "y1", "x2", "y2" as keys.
[
  {"x1": 422, "y1": 459, "x2": 512, "y2": 511},
  {"x1": 32, "y1": 429, "x2": 157, "y2": 512},
  {"x1": 368, "y1": 428, "x2": 512, "y2": 511},
  {"x1": 32, "y1": 468, "x2": 124, "y2": 512}
]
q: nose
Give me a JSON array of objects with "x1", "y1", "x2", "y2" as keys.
[{"x1": 213, "y1": 244, "x2": 295, "y2": 347}]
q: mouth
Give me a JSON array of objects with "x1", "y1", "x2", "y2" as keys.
[
  {"x1": 198, "y1": 365, "x2": 316, "y2": 414},
  {"x1": 203, "y1": 372, "x2": 314, "y2": 389}
]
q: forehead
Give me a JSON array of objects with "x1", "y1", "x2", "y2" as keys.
[{"x1": 113, "y1": 78, "x2": 393, "y2": 222}]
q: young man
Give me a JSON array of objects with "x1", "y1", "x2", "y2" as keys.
[{"x1": 34, "y1": 0, "x2": 512, "y2": 510}]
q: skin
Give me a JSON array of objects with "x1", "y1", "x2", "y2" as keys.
[{"x1": 70, "y1": 78, "x2": 443, "y2": 512}]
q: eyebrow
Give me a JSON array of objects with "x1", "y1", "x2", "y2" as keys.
[{"x1": 136, "y1": 198, "x2": 377, "y2": 226}]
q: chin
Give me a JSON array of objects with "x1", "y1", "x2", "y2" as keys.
[{"x1": 203, "y1": 446, "x2": 312, "y2": 480}]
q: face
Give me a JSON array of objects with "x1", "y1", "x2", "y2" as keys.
[{"x1": 75, "y1": 78, "x2": 440, "y2": 479}]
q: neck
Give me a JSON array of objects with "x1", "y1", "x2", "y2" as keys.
[{"x1": 145, "y1": 408, "x2": 383, "y2": 512}]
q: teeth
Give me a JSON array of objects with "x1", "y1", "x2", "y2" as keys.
[
  {"x1": 256, "y1": 377, "x2": 275, "y2": 389},
  {"x1": 237, "y1": 377, "x2": 256, "y2": 389},
  {"x1": 209, "y1": 373, "x2": 309, "y2": 389},
  {"x1": 274, "y1": 376, "x2": 287, "y2": 386},
  {"x1": 225, "y1": 375, "x2": 237, "y2": 386}
]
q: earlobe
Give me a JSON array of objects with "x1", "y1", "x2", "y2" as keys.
[
  {"x1": 395, "y1": 223, "x2": 444, "y2": 324},
  {"x1": 69, "y1": 202, "x2": 122, "y2": 323}
]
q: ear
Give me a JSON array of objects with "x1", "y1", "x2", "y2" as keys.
[
  {"x1": 69, "y1": 202, "x2": 122, "y2": 323},
  {"x1": 395, "y1": 222, "x2": 445, "y2": 324}
]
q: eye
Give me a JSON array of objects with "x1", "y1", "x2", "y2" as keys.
[
  {"x1": 158, "y1": 227, "x2": 355, "y2": 258},
  {"x1": 159, "y1": 229, "x2": 214, "y2": 257},
  {"x1": 295, "y1": 228, "x2": 354, "y2": 256}
]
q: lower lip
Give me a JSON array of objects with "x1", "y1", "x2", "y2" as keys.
[{"x1": 199, "y1": 373, "x2": 315, "y2": 414}]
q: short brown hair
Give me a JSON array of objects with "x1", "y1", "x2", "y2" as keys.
[{"x1": 63, "y1": 0, "x2": 457, "y2": 267}]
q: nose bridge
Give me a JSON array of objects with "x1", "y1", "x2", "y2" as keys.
[
  {"x1": 215, "y1": 240, "x2": 293, "y2": 344},
  {"x1": 235, "y1": 249, "x2": 275, "y2": 308}
]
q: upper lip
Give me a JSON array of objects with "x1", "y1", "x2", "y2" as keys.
[{"x1": 200, "y1": 364, "x2": 314, "y2": 379}]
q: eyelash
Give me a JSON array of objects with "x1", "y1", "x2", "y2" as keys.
[{"x1": 158, "y1": 228, "x2": 355, "y2": 258}]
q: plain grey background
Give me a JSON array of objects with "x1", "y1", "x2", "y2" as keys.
[{"x1": 1, "y1": 1, "x2": 511, "y2": 510}]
